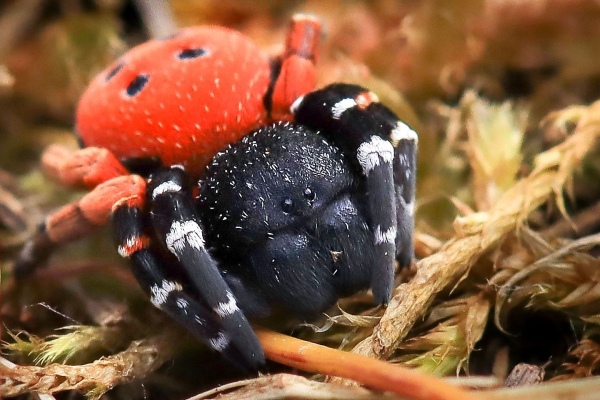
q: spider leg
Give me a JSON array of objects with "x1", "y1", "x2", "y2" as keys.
[
  {"x1": 220, "y1": 271, "x2": 272, "y2": 318},
  {"x1": 368, "y1": 101, "x2": 418, "y2": 268},
  {"x1": 145, "y1": 166, "x2": 265, "y2": 371},
  {"x1": 291, "y1": 83, "x2": 418, "y2": 304},
  {"x1": 113, "y1": 198, "x2": 264, "y2": 372},
  {"x1": 42, "y1": 145, "x2": 129, "y2": 189},
  {"x1": 14, "y1": 175, "x2": 146, "y2": 278},
  {"x1": 14, "y1": 145, "x2": 132, "y2": 277},
  {"x1": 269, "y1": 14, "x2": 321, "y2": 121}
]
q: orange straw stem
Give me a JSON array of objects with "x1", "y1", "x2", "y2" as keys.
[{"x1": 256, "y1": 328, "x2": 479, "y2": 400}]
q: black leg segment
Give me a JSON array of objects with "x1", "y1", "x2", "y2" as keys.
[
  {"x1": 112, "y1": 195, "x2": 264, "y2": 372},
  {"x1": 145, "y1": 166, "x2": 264, "y2": 371},
  {"x1": 115, "y1": 206, "x2": 231, "y2": 361},
  {"x1": 13, "y1": 222, "x2": 55, "y2": 279},
  {"x1": 291, "y1": 83, "x2": 418, "y2": 304},
  {"x1": 368, "y1": 102, "x2": 418, "y2": 268}
]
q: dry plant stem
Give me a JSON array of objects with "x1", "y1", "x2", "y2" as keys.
[
  {"x1": 189, "y1": 374, "x2": 384, "y2": 400},
  {"x1": 494, "y1": 231, "x2": 600, "y2": 327},
  {"x1": 256, "y1": 328, "x2": 477, "y2": 400},
  {"x1": 0, "y1": 331, "x2": 177, "y2": 398},
  {"x1": 542, "y1": 200, "x2": 600, "y2": 239},
  {"x1": 478, "y1": 376, "x2": 600, "y2": 400},
  {"x1": 352, "y1": 101, "x2": 600, "y2": 360}
]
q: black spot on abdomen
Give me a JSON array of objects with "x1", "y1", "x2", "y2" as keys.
[
  {"x1": 105, "y1": 62, "x2": 125, "y2": 82},
  {"x1": 178, "y1": 48, "x2": 207, "y2": 60},
  {"x1": 126, "y1": 74, "x2": 149, "y2": 96}
]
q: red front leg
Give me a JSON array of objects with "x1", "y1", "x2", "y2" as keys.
[
  {"x1": 14, "y1": 175, "x2": 146, "y2": 278},
  {"x1": 270, "y1": 14, "x2": 322, "y2": 121},
  {"x1": 42, "y1": 145, "x2": 129, "y2": 189}
]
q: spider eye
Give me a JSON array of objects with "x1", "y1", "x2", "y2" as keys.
[
  {"x1": 281, "y1": 198, "x2": 294, "y2": 214},
  {"x1": 303, "y1": 187, "x2": 315, "y2": 202}
]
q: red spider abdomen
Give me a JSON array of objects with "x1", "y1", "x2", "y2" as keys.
[{"x1": 76, "y1": 26, "x2": 271, "y2": 176}]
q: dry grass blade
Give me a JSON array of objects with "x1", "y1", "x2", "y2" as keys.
[
  {"x1": 4, "y1": 324, "x2": 138, "y2": 365},
  {"x1": 465, "y1": 93, "x2": 526, "y2": 210},
  {"x1": 328, "y1": 307, "x2": 381, "y2": 328},
  {"x1": 0, "y1": 331, "x2": 178, "y2": 399},
  {"x1": 189, "y1": 374, "x2": 384, "y2": 400},
  {"x1": 542, "y1": 201, "x2": 600, "y2": 239},
  {"x1": 394, "y1": 293, "x2": 489, "y2": 375},
  {"x1": 478, "y1": 376, "x2": 600, "y2": 400},
  {"x1": 494, "y1": 231, "x2": 600, "y2": 329},
  {"x1": 350, "y1": 100, "x2": 600, "y2": 361},
  {"x1": 552, "y1": 339, "x2": 600, "y2": 379}
]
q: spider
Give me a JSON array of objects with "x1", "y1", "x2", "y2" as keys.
[{"x1": 14, "y1": 15, "x2": 418, "y2": 372}]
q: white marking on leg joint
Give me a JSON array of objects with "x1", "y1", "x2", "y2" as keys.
[
  {"x1": 290, "y1": 95, "x2": 305, "y2": 115},
  {"x1": 152, "y1": 181, "x2": 182, "y2": 199},
  {"x1": 166, "y1": 220, "x2": 205, "y2": 257},
  {"x1": 331, "y1": 98, "x2": 357, "y2": 119},
  {"x1": 150, "y1": 279, "x2": 183, "y2": 307},
  {"x1": 355, "y1": 91, "x2": 379, "y2": 109},
  {"x1": 209, "y1": 332, "x2": 230, "y2": 351},
  {"x1": 117, "y1": 235, "x2": 149, "y2": 258},
  {"x1": 390, "y1": 121, "x2": 418, "y2": 145},
  {"x1": 117, "y1": 236, "x2": 138, "y2": 258},
  {"x1": 214, "y1": 291, "x2": 239, "y2": 317},
  {"x1": 406, "y1": 201, "x2": 415, "y2": 216},
  {"x1": 357, "y1": 136, "x2": 394, "y2": 174},
  {"x1": 117, "y1": 245, "x2": 128, "y2": 258},
  {"x1": 375, "y1": 226, "x2": 397, "y2": 245},
  {"x1": 176, "y1": 298, "x2": 190, "y2": 313}
]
